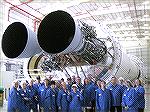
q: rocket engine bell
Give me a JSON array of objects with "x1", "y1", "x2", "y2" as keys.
[
  {"x1": 1, "y1": 10, "x2": 146, "y2": 81},
  {"x1": 1, "y1": 22, "x2": 42, "y2": 58}
]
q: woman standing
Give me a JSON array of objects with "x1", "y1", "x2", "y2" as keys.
[
  {"x1": 40, "y1": 78, "x2": 51, "y2": 112},
  {"x1": 57, "y1": 82, "x2": 70, "y2": 112},
  {"x1": 96, "y1": 80, "x2": 111, "y2": 112},
  {"x1": 122, "y1": 80, "x2": 138, "y2": 112},
  {"x1": 134, "y1": 79, "x2": 145, "y2": 112},
  {"x1": 49, "y1": 81, "x2": 58, "y2": 112},
  {"x1": 68, "y1": 84, "x2": 83, "y2": 112}
]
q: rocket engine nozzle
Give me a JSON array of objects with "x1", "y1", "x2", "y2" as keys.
[
  {"x1": 1, "y1": 22, "x2": 42, "y2": 58},
  {"x1": 37, "y1": 10, "x2": 77, "y2": 54},
  {"x1": 2, "y1": 22, "x2": 28, "y2": 58}
]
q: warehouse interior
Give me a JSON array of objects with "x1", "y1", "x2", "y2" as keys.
[{"x1": 0, "y1": 0, "x2": 150, "y2": 111}]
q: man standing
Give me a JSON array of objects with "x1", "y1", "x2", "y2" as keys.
[
  {"x1": 96, "y1": 80, "x2": 111, "y2": 112},
  {"x1": 107, "y1": 76, "x2": 123, "y2": 112},
  {"x1": 40, "y1": 78, "x2": 51, "y2": 112},
  {"x1": 26, "y1": 79, "x2": 38, "y2": 112},
  {"x1": 50, "y1": 81, "x2": 58, "y2": 112},
  {"x1": 66, "y1": 78, "x2": 72, "y2": 92},
  {"x1": 134, "y1": 79, "x2": 145, "y2": 112},
  {"x1": 8, "y1": 80, "x2": 22, "y2": 112},
  {"x1": 68, "y1": 84, "x2": 83, "y2": 112},
  {"x1": 57, "y1": 82, "x2": 70, "y2": 112}
]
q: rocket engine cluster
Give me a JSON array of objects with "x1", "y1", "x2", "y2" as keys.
[{"x1": 1, "y1": 10, "x2": 146, "y2": 81}]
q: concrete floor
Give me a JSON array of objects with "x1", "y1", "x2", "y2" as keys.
[
  {"x1": 0, "y1": 100, "x2": 7, "y2": 112},
  {"x1": 1, "y1": 85, "x2": 150, "y2": 112}
]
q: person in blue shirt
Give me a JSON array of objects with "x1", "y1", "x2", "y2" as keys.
[
  {"x1": 118, "y1": 77, "x2": 127, "y2": 95},
  {"x1": 8, "y1": 80, "x2": 22, "y2": 112},
  {"x1": 82, "y1": 78, "x2": 94, "y2": 112},
  {"x1": 26, "y1": 79, "x2": 38, "y2": 112},
  {"x1": 134, "y1": 79, "x2": 145, "y2": 112},
  {"x1": 68, "y1": 84, "x2": 83, "y2": 112},
  {"x1": 57, "y1": 82, "x2": 70, "y2": 112},
  {"x1": 122, "y1": 80, "x2": 138, "y2": 112},
  {"x1": 19, "y1": 81, "x2": 30, "y2": 112},
  {"x1": 76, "y1": 76, "x2": 84, "y2": 92},
  {"x1": 40, "y1": 78, "x2": 51, "y2": 112},
  {"x1": 34, "y1": 76, "x2": 44, "y2": 111},
  {"x1": 49, "y1": 80, "x2": 59, "y2": 112},
  {"x1": 34, "y1": 76, "x2": 44, "y2": 90},
  {"x1": 66, "y1": 77, "x2": 72, "y2": 92},
  {"x1": 91, "y1": 78, "x2": 99, "y2": 112},
  {"x1": 96, "y1": 80, "x2": 111, "y2": 112},
  {"x1": 107, "y1": 76, "x2": 123, "y2": 112}
]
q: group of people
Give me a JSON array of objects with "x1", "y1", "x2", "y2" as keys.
[{"x1": 7, "y1": 75, "x2": 145, "y2": 112}]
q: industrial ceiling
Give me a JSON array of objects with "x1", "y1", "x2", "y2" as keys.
[
  {"x1": 0, "y1": 0, "x2": 149, "y2": 80},
  {"x1": 1, "y1": 0, "x2": 150, "y2": 41}
]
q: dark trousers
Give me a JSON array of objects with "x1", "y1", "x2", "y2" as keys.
[
  {"x1": 91, "y1": 100, "x2": 96, "y2": 112},
  {"x1": 138, "y1": 108, "x2": 144, "y2": 112},
  {"x1": 110, "y1": 106, "x2": 122, "y2": 112}
]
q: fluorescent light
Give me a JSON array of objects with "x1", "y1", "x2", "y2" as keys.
[
  {"x1": 117, "y1": 17, "x2": 122, "y2": 20},
  {"x1": 130, "y1": 31, "x2": 136, "y2": 34},
  {"x1": 121, "y1": 25, "x2": 126, "y2": 28},
  {"x1": 145, "y1": 31, "x2": 149, "y2": 33},
  {"x1": 142, "y1": 1, "x2": 149, "y2": 5},
  {"x1": 143, "y1": 36, "x2": 150, "y2": 40},
  {"x1": 143, "y1": 15, "x2": 149, "y2": 18},
  {"x1": 145, "y1": 36, "x2": 149, "y2": 38},
  {"x1": 110, "y1": 5, "x2": 117, "y2": 9},
  {"x1": 144, "y1": 24, "x2": 149, "y2": 26},
  {"x1": 129, "y1": 25, "x2": 133, "y2": 27},
  {"x1": 116, "y1": 32, "x2": 121, "y2": 35},
  {"x1": 126, "y1": 16, "x2": 131, "y2": 19}
]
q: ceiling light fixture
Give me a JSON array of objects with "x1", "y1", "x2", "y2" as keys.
[
  {"x1": 145, "y1": 36, "x2": 149, "y2": 38},
  {"x1": 144, "y1": 24, "x2": 149, "y2": 27},
  {"x1": 130, "y1": 31, "x2": 136, "y2": 34},
  {"x1": 129, "y1": 25, "x2": 133, "y2": 27},
  {"x1": 117, "y1": 17, "x2": 122, "y2": 20},
  {"x1": 143, "y1": 36, "x2": 150, "y2": 40},
  {"x1": 143, "y1": 15, "x2": 149, "y2": 18},
  {"x1": 126, "y1": 17, "x2": 131, "y2": 19},
  {"x1": 142, "y1": 1, "x2": 150, "y2": 5},
  {"x1": 144, "y1": 31, "x2": 149, "y2": 33}
]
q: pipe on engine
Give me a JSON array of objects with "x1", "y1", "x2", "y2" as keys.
[{"x1": 1, "y1": 22, "x2": 42, "y2": 58}]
